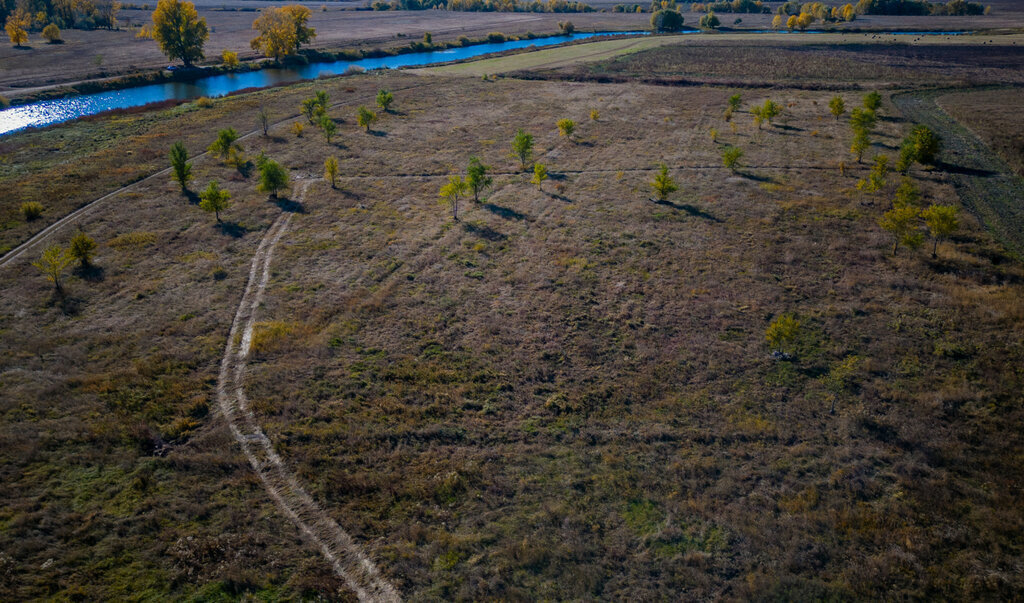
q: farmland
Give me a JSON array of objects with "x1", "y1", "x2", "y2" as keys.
[{"x1": 3, "y1": 8, "x2": 1024, "y2": 602}]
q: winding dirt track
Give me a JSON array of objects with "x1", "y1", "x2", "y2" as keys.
[{"x1": 217, "y1": 180, "x2": 401, "y2": 602}]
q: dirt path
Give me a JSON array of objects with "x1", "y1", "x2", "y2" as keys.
[
  {"x1": 892, "y1": 89, "x2": 1024, "y2": 259},
  {"x1": 217, "y1": 180, "x2": 400, "y2": 602}
]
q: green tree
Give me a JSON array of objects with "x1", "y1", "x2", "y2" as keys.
[
  {"x1": 879, "y1": 204, "x2": 923, "y2": 255},
  {"x1": 151, "y1": 0, "x2": 208, "y2": 67},
  {"x1": 894, "y1": 177, "x2": 922, "y2": 207},
  {"x1": 69, "y1": 231, "x2": 97, "y2": 269},
  {"x1": 257, "y1": 158, "x2": 289, "y2": 199},
  {"x1": 199, "y1": 180, "x2": 231, "y2": 221},
  {"x1": 849, "y1": 107, "x2": 876, "y2": 133},
  {"x1": 439, "y1": 175, "x2": 468, "y2": 221},
  {"x1": 356, "y1": 106, "x2": 377, "y2": 132},
  {"x1": 721, "y1": 145, "x2": 743, "y2": 172},
  {"x1": 466, "y1": 156, "x2": 492, "y2": 202},
  {"x1": 898, "y1": 124, "x2": 941, "y2": 172},
  {"x1": 727, "y1": 93, "x2": 742, "y2": 113},
  {"x1": 324, "y1": 156, "x2": 339, "y2": 188},
  {"x1": 170, "y1": 141, "x2": 192, "y2": 192},
  {"x1": 257, "y1": 106, "x2": 270, "y2": 136},
  {"x1": 376, "y1": 89, "x2": 394, "y2": 112},
  {"x1": 557, "y1": 118, "x2": 576, "y2": 141},
  {"x1": 699, "y1": 11, "x2": 720, "y2": 28},
  {"x1": 301, "y1": 98, "x2": 318, "y2": 123},
  {"x1": 863, "y1": 90, "x2": 882, "y2": 112},
  {"x1": 856, "y1": 154, "x2": 889, "y2": 192},
  {"x1": 531, "y1": 163, "x2": 548, "y2": 191},
  {"x1": 828, "y1": 95, "x2": 845, "y2": 120},
  {"x1": 208, "y1": 128, "x2": 241, "y2": 162},
  {"x1": 921, "y1": 204, "x2": 958, "y2": 258},
  {"x1": 41, "y1": 23, "x2": 61, "y2": 43},
  {"x1": 32, "y1": 245, "x2": 74, "y2": 294},
  {"x1": 650, "y1": 163, "x2": 678, "y2": 201},
  {"x1": 851, "y1": 128, "x2": 870, "y2": 163},
  {"x1": 650, "y1": 8, "x2": 684, "y2": 31},
  {"x1": 511, "y1": 128, "x2": 534, "y2": 170},
  {"x1": 319, "y1": 114, "x2": 337, "y2": 143},
  {"x1": 765, "y1": 313, "x2": 800, "y2": 355}
]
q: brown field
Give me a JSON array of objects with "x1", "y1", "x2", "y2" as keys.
[
  {"x1": 3, "y1": 46, "x2": 1024, "y2": 599},
  {"x1": 939, "y1": 88, "x2": 1024, "y2": 178}
]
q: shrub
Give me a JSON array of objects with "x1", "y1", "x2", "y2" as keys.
[
  {"x1": 650, "y1": 163, "x2": 678, "y2": 201},
  {"x1": 21, "y1": 201, "x2": 43, "y2": 221},
  {"x1": 487, "y1": 32, "x2": 507, "y2": 43},
  {"x1": 41, "y1": 23, "x2": 61, "y2": 43},
  {"x1": 721, "y1": 145, "x2": 743, "y2": 171},
  {"x1": 558, "y1": 20, "x2": 575, "y2": 34},
  {"x1": 699, "y1": 10, "x2": 720, "y2": 27},
  {"x1": 557, "y1": 118, "x2": 576, "y2": 140},
  {"x1": 221, "y1": 49, "x2": 239, "y2": 68},
  {"x1": 590, "y1": 109, "x2": 599, "y2": 121},
  {"x1": 765, "y1": 314, "x2": 800, "y2": 355},
  {"x1": 291, "y1": 121, "x2": 304, "y2": 137},
  {"x1": 69, "y1": 231, "x2": 97, "y2": 268},
  {"x1": 194, "y1": 96, "x2": 214, "y2": 108}
]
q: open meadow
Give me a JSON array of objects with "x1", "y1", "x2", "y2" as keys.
[{"x1": 2, "y1": 13, "x2": 1024, "y2": 602}]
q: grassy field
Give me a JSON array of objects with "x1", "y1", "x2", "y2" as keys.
[
  {"x1": 3, "y1": 28, "x2": 1024, "y2": 602},
  {"x1": 939, "y1": 88, "x2": 1024, "y2": 178}
]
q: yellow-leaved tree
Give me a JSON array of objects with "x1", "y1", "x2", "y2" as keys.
[
  {"x1": 250, "y1": 5, "x2": 315, "y2": 61},
  {"x1": 151, "y1": 0, "x2": 208, "y2": 67}
]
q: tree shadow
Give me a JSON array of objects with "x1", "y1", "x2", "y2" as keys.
[
  {"x1": 47, "y1": 291, "x2": 82, "y2": 315},
  {"x1": 654, "y1": 199, "x2": 721, "y2": 222},
  {"x1": 775, "y1": 124, "x2": 804, "y2": 132},
  {"x1": 184, "y1": 190, "x2": 200, "y2": 205},
  {"x1": 483, "y1": 203, "x2": 527, "y2": 221},
  {"x1": 273, "y1": 197, "x2": 304, "y2": 213},
  {"x1": 463, "y1": 221, "x2": 507, "y2": 241},
  {"x1": 367, "y1": 129, "x2": 386, "y2": 137},
  {"x1": 545, "y1": 191, "x2": 573, "y2": 203},
  {"x1": 73, "y1": 264, "x2": 105, "y2": 282},
  {"x1": 737, "y1": 170, "x2": 776, "y2": 183},
  {"x1": 936, "y1": 161, "x2": 998, "y2": 178},
  {"x1": 217, "y1": 221, "x2": 247, "y2": 238}
]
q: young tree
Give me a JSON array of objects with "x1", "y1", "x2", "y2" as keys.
[
  {"x1": 291, "y1": 122, "x2": 304, "y2": 137},
  {"x1": 849, "y1": 107, "x2": 877, "y2": 133},
  {"x1": 771, "y1": 13, "x2": 783, "y2": 28},
  {"x1": 69, "y1": 232, "x2": 97, "y2": 269},
  {"x1": 557, "y1": 118, "x2": 576, "y2": 141},
  {"x1": 5, "y1": 11, "x2": 29, "y2": 47},
  {"x1": 727, "y1": 93, "x2": 742, "y2": 113},
  {"x1": 257, "y1": 158, "x2": 289, "y2": 199},
  {"x1": 851, "y1": 128, "x2": 870, "y2": 163},
  {"x1": 170, "y1": 141, "x2": 192, "y2": 191},
  {"x1": 314, "y1": 90, "x2": 329, "y2": 112},
  {"x1": 151, "y1": 0, "x2": 208, "y2": 67},
  {"x1": 199, "y1": 180, "x2": 231, "y2": 221},
  {"x1": 590, "y1": 109, "x2": 600, "y2": 121},
  {"x1": 208, "y1": 128, "x2": 241, "y2": 161},
  {"x1": 439, "y1": 175, "x2": 468, "y2": 221},
  {"x1": 222, "y1": 49, "x2": 239, "y2": 67},
  {"x1": 650, "y1": 163, "x2": 678, "y2": 201},
  {"x1": 759, "y1": 99, "x2": 781, "y2": 127},
  {"x1": 531, "y1": 163, "x2": 548, "y2": 191},
  {"x1": 250, "y1": 4, "x2": 315, "y2": 60},
  {"x1": 856, "y1": 154, "x2": 889, "y2": 192},
  {"x1": 466, "y1": 156, "x2": 492, "y2": 202},
  {"x1": 356, "y1": 106, "x2": 377, "y2": 132},
  {"x1": 879, "y1": 204, "x2": 924, "y2": 255},
  {"x1": 319, "y1": 114, "x2": 337, "y2": 143},
  {"x1": 765, "y1": 313, "x2": 800, "y2": 356},
  {"x1": 21, "y1": 201, "x2": 43, "y2": 221},
  {"x1": 257, "y1": 106, "x2": 270, "y2": 136},
  {"x1": 721, "y1": 146, "x2": 743, "y2": 172},
  {"x1": 41, "y1": 23, "x2": 61, "y2": 43},
  {"x1": 301, "y1": 97, "x2": 318, "y2": 123},
  {"x1": 828, "y1": 95, "x2": 845, "y2": 120},
  {"x1": 921, "y1": 204, "x2": 959, "y2": 258},
  {"x1": 699, "y1": 11, "x2": 720, "y2": 28},
  {"x1": 324, "y1": 156, "x2": 339, "y2": 188},
  {"x1": 863, "y1": 90, "x2": 882, "y2": 112},
  {"x1": 511, "y1": 129, "x2": 534, "y2": 170},
  {"x1": 894, "y1": 177, "x2": 922, "y2": 207},
  {"x1": 376, "y1": 89, "x2": 394, "y2": 112},
  {"x1": 33, "y1": 245, "x2": 74, "y2": 294},
  {"x1": 898, "y1": 124, "x2": 941, "y2": 171},
  {"x1": 786, "y1": 14, "x2": 798, "y2": 29}
]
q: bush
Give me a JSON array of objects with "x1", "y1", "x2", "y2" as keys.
[
  {"x1": 41, "y1": 23, "x2": 61, "y2": 43},
  {"x1": 21, "y1": 201, "x2": 43, "y2": 221},
  {"x1": 69, "y1": 231, "x2": 97, "y2": 267},
  {"x1": 487, "y1": 32, "x2": 507, "y2": 43},
  {"x1": 699, "y1": 11, "x2": 721, "y2": 28},
  {"x1": 221, "y1": 49, "x2": 239, "y2": 68},
  {"x1": 194, "y1": 96, "x2": 214, "y2": 108}
]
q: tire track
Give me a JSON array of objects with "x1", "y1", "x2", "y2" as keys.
[{"x1": 217, "y1": 180, "x2": 400, "y2": 602}]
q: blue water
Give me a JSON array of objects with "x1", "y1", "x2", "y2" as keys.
[
  {"x1": 0, "y1": 31, "x2": 648, "y2": 136},
  {"x1": 0, "y1": 28, "x2": 971, "y2": 136}
]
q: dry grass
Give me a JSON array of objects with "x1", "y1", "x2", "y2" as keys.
[
  {"x1": 2, "y1": 67, "x2": 1024, "y2": 600},
  {"x1": 939, "y1": 88, "x2": 1024, "y2": 178}
]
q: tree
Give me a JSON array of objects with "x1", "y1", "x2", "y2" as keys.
[
  {"x1": 69, "y1": 232, "x2": 97, "y2": 269},
  {"x1": 829, "y1": 95, "x2": 845, "y2": 120},
  {"x1": 795, "y1": 11, "x2": 814, "y2": 29},
  {"x1": 856, "y1": 154, "x2": 889, "y2": 192},
  {"x1": 590, "y1": 109, "x2": 599, "y2": 121},
  {"x1": 257, "y1": 106, "x2": 270, "y2": 136},
  {"x1": 721, "y1": 146, "x2": 743, "y2": 172},
  {"x1": 257, "y1": 158, "x2": 289, "y2": 198},
  {"x1": 651, "y1": 9, "x2": 684, "y2": 32},
  {"x1": 771, "y1": 13, "x2": 783, "y2": 28},
  {"x1": 439, "y1": 175, "x2": 468, "y2": 221},
  {"x1": 222, "y1": 49, "x2": 239, "y2": 68},
  {"x1": 319, "y1": 114, "x2": 337, "y2": 143},
  {"x1": 921, "y1": 204, "x2": 958, "y2": 258},
  {"x1": 557, "y1": 118, "x2": 576, "y2": 141},
  {"x1": 376, "y1": 89, "x2": 394, "y2": 112},
  {"x1": 208, "y1": 128, "x2": 241, "y2": 161},
  {"x1": 531, "y1": 163, "x2": 548, "y2": 191},
  {"x1": 759, "y1": 99, "x2": 781, "y2": 127},
  {"x1": 33, "y1": 245, "x2": 74, "y2": 294},
  {"x1": 291, "y1": 122, "x2": 304, "y2": 137},
  {"x1": 786, "y1": 14, "x2": 798, "y2": 29},
  {"x1": 727, "y1": 93, "x2": 742, "y2": 113},
  {"x1": 558, "y1": 20, "x2": 575, "y2": 35},
  {"x1": 849, "y1": 107, "x2": 877, "y2": 133},
  {"x1": 511, "y1": 129, "x2": 533, "y2": 170},
  {"x1": 5, "y1": 11, "x2": 29, "y2": 47},
  {"x1": 650, "y1": 163, "x2": 678, "y2": 201},
  {"x1": 863, "y1": 90, "x2": 882, "y2": 112},
  {"x1": 356, "y1": 106, "x2": 377, "y2": 132},
  {"x1": 324, "y1": 156, "x2": 339, "y2": 188},
  {"x1": 151, "y1": 0, "x2": 209, "y2": 67},
  {"x1": 879, "y1": 204, "x2": 924, "y2": 255},
  {"x1": 907, "y1": 124, "x2": 941, "y2": 167},
  {"x1": 851, "y1": 128, "x2": 870, "y2": 163},
  {"x1": 170, "y1": 141, "x2": 192, "y2": 192},
  {"x1": 21, "y1": 201, "x2": 43, "y2": 221},
  {"x1": 765, "y1": 314, "x2": 800, "y2": 356},
  {"x1": 250, "y1": 4, "x2": 316, "y2": 61},
  {"x1": 466, "y1": 156, "x2": 492, "y2": 202},
  {"x1": 894, "y1": 177, "x2": 921, "y2": 207},
  {"x1": 699, "y1": 11, "x2": 720, "y2": 28},
  {"x1": 199, "y1": 180, "x2": 231, "y2": 222},
  {"x1": 41, "y1": 23, "x2": 61, "y2": 43}
]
